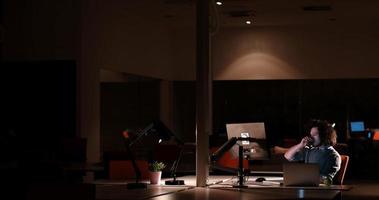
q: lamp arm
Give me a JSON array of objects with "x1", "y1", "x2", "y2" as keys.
[
  {"x1": 129, "y1": 123, "x2": 154, "y2": 146},
  {"x1": 170, "y1": 145, "x2": 184, "y2": 180},
  {"x1": 124, "y1": 139, "x2": 142, "y2": 183},
  {"x1": 210, "y1": 137, "x2": 256, "y2": 162},
  {"x1": 210, "y1": 137, "x2": 238, "y2": 162}
]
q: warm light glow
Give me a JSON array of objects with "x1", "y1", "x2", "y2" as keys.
[
  {"x1": 217, "y1": 52, "x2": 303, "y2": 80},
  {"x1": 158, "y1": 139, "x2": 163, "y2": 143},
  {"x1": 246, "y1": 20, "x2": 252, "y2": 25},
  {"x1": 213, "y1": 30, "x2": 305, "y2": 80},
  {"x1": 216, "y1": 1, "x2": 222, "y2": 6},
  {"x1": 373, "y1": 131, "x2": 379, "y2": 141},
  {"x1": 332, "y1": 123, "x2": 336, "y2": 127}
]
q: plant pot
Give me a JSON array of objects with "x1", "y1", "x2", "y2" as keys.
[{"x1": 149, "y1": 171, "x2": 162, "y2": 185}]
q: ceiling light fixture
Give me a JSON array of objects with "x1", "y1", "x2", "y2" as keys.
[{"x1": 216, "y1": 1, "x2": 222, "y2": 6}]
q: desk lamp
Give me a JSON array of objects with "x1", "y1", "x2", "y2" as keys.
[{"x1": 122, "y1": 121, "x2": 183, "y2": 189}]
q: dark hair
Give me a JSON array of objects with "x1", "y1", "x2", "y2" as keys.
[{"x1": 306, "y1": 119, "x2": 337, "y2": 146}]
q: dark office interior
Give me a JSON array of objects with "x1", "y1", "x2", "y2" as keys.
[{"x1": 1, "y1": 0, "x2": 379, "y2": 199}]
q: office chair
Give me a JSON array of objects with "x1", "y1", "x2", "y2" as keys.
[
  {"x1": 334, "y1": 155, "x2": 349, "y2": 185},
  {"x1": 210, "y1": 147, "x2": 249, "y2": 169}
]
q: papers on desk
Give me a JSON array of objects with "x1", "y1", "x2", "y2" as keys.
[
  {"x1": 246, "y1": 180, "x2": 282, "y2": 187},
  {"x1": 261, "y1": 180, "x2": 282, "y2": 186}
]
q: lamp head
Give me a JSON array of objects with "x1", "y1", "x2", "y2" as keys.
[
  {"x1": 151, "y1": 121, "x2": 183, "y2": 145},
  {"x1": 122, "y1": 130, "x2": 130, "y2": 139}
]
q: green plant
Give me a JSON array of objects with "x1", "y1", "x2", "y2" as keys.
[{"x1": 149, "y1": 161, "x2": 166, "y2": 172}]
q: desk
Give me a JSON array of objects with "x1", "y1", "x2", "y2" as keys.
[
  {"x1": 93, "y1": 175, "x2": 350, "y2": 200},
  {"x1": 164, "y1": 175, "x2": 352, "y2": 191},
  {"x1": 96, "y1": 184, "x2": 193, "y2": 200},
  {"x1": 150, "y1": 187, "x2": 341, "y2": 200}
]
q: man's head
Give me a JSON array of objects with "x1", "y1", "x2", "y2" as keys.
[{"x1": 307, "y1": 119, "x2": 337, "y2": 147}]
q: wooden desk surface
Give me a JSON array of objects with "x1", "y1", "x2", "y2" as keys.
[
  {"x1": 168, "y1": 175, "x2": 352, "y2": 191},
  {"x1": 149, "y1": 187, "x2": 341, "y2": 200},
  {"x1": 95, "y1": 185, "x2": 341, "y2": 200},
  {"x1": 94, "y1": 175, "x2": 349, "y2": 200},
  {"x1": 96, "y1": 184, "x2": 193, "y2": 200}
]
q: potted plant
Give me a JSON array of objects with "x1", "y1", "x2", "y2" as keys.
[{"x1": 148, "y1": 161, "x2": 166, "y2": 184}]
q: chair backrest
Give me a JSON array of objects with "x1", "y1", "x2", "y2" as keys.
[{"x1": 334, "y1": 155, "x2": 349, "y2": 185}]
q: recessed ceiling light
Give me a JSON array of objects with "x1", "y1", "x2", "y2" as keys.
[
  {"x1": 246, "y1": 20, "x2": 252, "y2": 25},
  {"x1": 216, "y1": 1, "x2": 222, "y2": 6}
]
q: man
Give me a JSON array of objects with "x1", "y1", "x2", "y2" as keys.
[{"x1": 284, "y1": 120, "x2": 341, "y2": 180}]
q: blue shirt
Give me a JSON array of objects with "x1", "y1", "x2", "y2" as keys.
[{"x1": 291, "y1": 145, "x2": 341, "y2": 179}]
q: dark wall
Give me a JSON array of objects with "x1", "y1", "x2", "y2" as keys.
[
  {"x1": 100, "y1": 81, "x2": 160, "y2": 154},
  {"x1": 1, "y1": 60, "x2": 77, "y2": 184},
  {"x1": 172, "y1": 79, "x2": 379, "y2": 147},
  {"x1": 2, "y1": 60, "x2": 76, "y2": 147},
  {"x1": 173, "y1": 82, "x2": 196, "y2": 142},
  {"x1": 100, "y1": 79, "x2": 379, "y2": 178}
]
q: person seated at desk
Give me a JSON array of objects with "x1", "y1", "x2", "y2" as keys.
[{"x1": 284, "y1": 119, "x2": 341, "y2": 181}]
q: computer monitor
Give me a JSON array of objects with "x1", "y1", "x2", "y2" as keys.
[
  {"x1": 226, "y1": 122, "x2": 269, "y2": 160},
  {"x1": 226, "y1": 122, "x2": 266, "y2": 139},
  {"x1": 350, "y1": 121, "x2": 365, "y2": 133}
]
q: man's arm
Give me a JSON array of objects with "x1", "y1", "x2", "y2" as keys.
[{"x1": 284, "y1": 137, "x2": 310, "y2": 161}]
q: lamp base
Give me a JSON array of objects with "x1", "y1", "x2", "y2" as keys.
[
  {"x1": 127, "y1": 182, "x2": 147, "y2": 189},
  {"x1": 165, "y1": 180, "x2": 185, "y2": 185}
]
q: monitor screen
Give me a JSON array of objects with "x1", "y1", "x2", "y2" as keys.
[{"x1": 350, "y1": 121, "x2": 365, "y2": 132}]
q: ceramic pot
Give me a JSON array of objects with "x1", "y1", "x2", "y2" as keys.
[{"x1": 149, "y1": 171, "x2": 162, "y2": 184}]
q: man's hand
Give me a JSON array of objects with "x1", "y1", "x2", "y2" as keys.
[
  {"x1": 299, "y1": 136, "x2": 313, "y2": 148},
  {"x1": 284, "y1": 136, "x2": 312, "y2": 161}
]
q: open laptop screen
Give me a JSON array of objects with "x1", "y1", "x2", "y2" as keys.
[{"x1": 283, "y1": 163, "x2": 320, "y2": 187}]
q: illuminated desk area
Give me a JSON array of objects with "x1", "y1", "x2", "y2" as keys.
[{"x1": 95, "y1": 175, "x2": 351, "y2": 200}]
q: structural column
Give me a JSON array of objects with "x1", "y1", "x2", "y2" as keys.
[
  {"x1": 77, "y1": 0, "x2": 101, "y2": 163},
  {"x1": 196, "y1": 0, "x2": 211, "y2": 187}
]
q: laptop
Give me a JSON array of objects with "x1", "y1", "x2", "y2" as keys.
[{"x1": 283, "y1": 163, "x2": 320, "y2": 186}]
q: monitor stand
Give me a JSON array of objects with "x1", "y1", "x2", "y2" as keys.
[{"x1": 233, "y1": 144, "x2": 248, "y2": 188}]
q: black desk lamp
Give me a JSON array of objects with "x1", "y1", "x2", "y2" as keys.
[
  {"x1": 122, "y1": 130, "x2": 147, "y2": 189},
  {"x1": 164, "y1": 142, "x2": 196, "y2": 185},
  {"x1": 150, "y1": 121, "x2": 186, "y2": 185},
  {"x1": 165, "y1": 146, "x2": 184, "y2": 185},
  {"x1": 122, "y1": 121, "x2": 183, "y2": 189}
]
